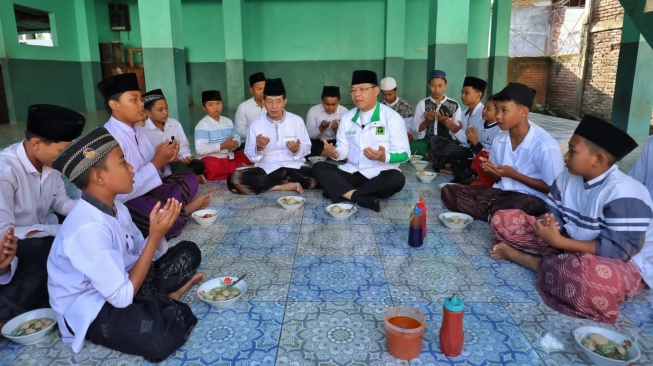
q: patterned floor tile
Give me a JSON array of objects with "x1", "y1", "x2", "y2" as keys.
[
  {"x1": 468, "y1": 255, "x2": 542, "y2": 303},
  {"x1": 301, "y1": 203, "x2": 371, "y2": 225},
  {"x1": 297, "y1": 225, "x2": 378, "y2": 256},
  {"x1": 504, "y1": 302, "x2": 653, "y2": 365},
  {"x1": 402, "y1": 302, "x2": 545, "y2": 365},
  {"x1": 233, "y1": 205, "x2": 304, "y2": 225},
  {"x1": 382, "y1": 255, "x2": 499, "y2": 303},
  {"x1": 165, "y1": 301, "x2": 283, "y2": 366},
  {"x1": 203, "y1": 255, "x2": 294, "y2": 302},
  {"x1": 218, "y1": 224, "x2": 299, "y2": 255},
  {"x1": 621, "y1": 288, "x2": 653, "y2": 336},
  {"x1": 275, "y1": 301, "x2": 392, "y2": 365},
  {"x1": 373, "y1": 224, "x2": 462, "y2": 257},
  {"x1": 449, "y1": 222, "x2": 493, "y2": 256},
  {"x1": 289, "y1": 256, "x2": 390, "y2": 302}
]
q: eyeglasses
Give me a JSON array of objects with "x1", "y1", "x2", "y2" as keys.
[{"x1": 350, "y1": 86, "x2": 376, "y2": 94}]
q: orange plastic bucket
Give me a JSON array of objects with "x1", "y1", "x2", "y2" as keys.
[{"x1": 384, "y1": 306, "x2": 426, "y2": 360}]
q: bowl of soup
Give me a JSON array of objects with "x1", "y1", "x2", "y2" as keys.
[
  {"x1": 192, "y1": 209, "x2": 219, "y2": 226},
  {"x1": 197, "y1": 277, "x2": 248, "y2": 309},
  {"x1": 1, "y1": 308, "x2": 57, "y2": 345}
]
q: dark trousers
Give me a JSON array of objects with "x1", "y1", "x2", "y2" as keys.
[
  {"x1": 441, "y1": 184, "x2": 547, "y2": 221},
  {"x1": 0, "y1": 236, "x2": 54, "y2": 322},
  {"x1": 85, "y1": 241, "x2": 201, "y2": 362},
  {"x1": 309, "y1": 139, "x2": 336, "y2": 157},
  {"x1": 228, "y1": 166, "x2": 319, "y2": 195},
  {"x1": 169, "y1": 160, "x2": 205, "y2": 176},
  {"x1": 428, "y1": 136, "x2": 472, "y2": 173},
  {"x1": 312, "y1": 162, "x2": 405, "y2": 201}
]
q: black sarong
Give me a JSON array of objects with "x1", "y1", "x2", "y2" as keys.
[{"x1": 85, "y1": 241, "x2": 201, "y2": 362}]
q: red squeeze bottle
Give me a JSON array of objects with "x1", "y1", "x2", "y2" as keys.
[
  {"x1": 417, "y1": 197, "x2": 427, "y2": 238},
  {"x1": 439, "y1": 294, "x2": 465, "y2": 356}
]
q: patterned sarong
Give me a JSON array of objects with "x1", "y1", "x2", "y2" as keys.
[
  {"x1": 491, "y1": 209, "x2": 645, "y2": 323},
  {"x1": 125, "y1": 172, "x2": 199, "y2": 239},
  {"x1": 441, "y1": 184, "x2": 546, "y2": 221}
]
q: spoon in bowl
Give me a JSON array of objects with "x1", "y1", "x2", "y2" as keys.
[{"x1": 227, "y1": 273, "x2": 247, "y2": 288}]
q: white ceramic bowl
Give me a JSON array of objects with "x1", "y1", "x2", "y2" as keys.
[
  {"x1": 326, "y1": 203, "x2": 357, "y2": 220},
  {"x1": 308, "y1": 156, "x2": 326, "y2": 165},
  {"x1": 1, "y1": 308, "x2": 58, "y2": 345},
  {"x1": 409, "y1": 154, "x2": 423, "y2": 161},
  {"x1": 411, "y1": 160, "x2": 429, "y2": 171},
  {"x1": 192, "y1": 209, "x2": 219, "y2": 226},
  {"x1": 197, "y1": 277, "x2": 248, "y2": 309},
  {"x1": 277, "y1": 196, "x2": 306, "y2": 211},
  {"x1": 439, "y1": 212, "x2": 473, "y2": 231},
  {"x1": 573, "y1": 326, "x2": 640, "y2": 366},
  {"x1": 416, "y1": 171, "x2": 437, "y2": 183}
]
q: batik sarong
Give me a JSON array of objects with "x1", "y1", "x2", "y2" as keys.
[{"x1": 491, "y1": 209, "x2": 646, "y2": 323}]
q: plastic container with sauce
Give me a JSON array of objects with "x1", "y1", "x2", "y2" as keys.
[
  {"x1": 439, "y1": 294, "x2": 465, "y2": 356},
  {"x1": 384, "y1": 306, "x2": 426, "y2": 360}
]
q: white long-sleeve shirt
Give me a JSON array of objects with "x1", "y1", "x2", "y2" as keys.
[
  {"x1": 195, "y1": 115, "x2": 240, "y2": 159},
  {"x1": 143, "y1": 117, "x2": 193, "y2": 159},
  {"x1": 47, "y1": 195, "x2": 168, "y2": 353},
  {"x1": 411, "y1": 95, "x2": 463, "y2": 141},
  {"x1": 305, "y1": 103, "x2": 349, "y2": 140},
  {"x1": 629, "y1": 135, "x2": 653, "y2": 199},
  {"x1": 244, "y1": 111, "x2": 311, "y2": 174},
  {"x1": 235, "y1": 97, "x2": 266, "y2": 139},
  {"x1": 105, "y1": 117, "x2": 163, "y2": 202},
  {"x1": 0, "y1": 142, "x2": 77, "y2": 240},
  {"x1": 333, "y1": 102, "x2": 411, "y2": 178}
]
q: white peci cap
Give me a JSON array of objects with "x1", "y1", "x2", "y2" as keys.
[{"x1": 380, "y1": 77, "x2": 397, "y2": 91}]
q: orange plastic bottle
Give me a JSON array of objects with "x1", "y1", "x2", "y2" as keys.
[{"x1": 439, "y1": 294, "x2": 465, "y2": 356}]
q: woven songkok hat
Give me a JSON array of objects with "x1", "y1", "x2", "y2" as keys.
[{"x1": 52, "y1": 127, "x2": 119, "y2": 182}]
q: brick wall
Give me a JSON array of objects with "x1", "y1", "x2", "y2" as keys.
[
  {"x1": 581, "y1": 0, "x2": 624, "y2": 121},
  {"x1": 547, "y1": 55, "x2": 581, "y2": 118},
  {"x1": 507, "y1": 57, "x2": 549, "y2": 106}
]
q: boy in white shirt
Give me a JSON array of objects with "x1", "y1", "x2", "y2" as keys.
[
  {"x1": 228, "y1": 78, "x2": 317, "y2": 195},
  {"x1": 441, "y1": 83, "x2": 564, "y2": 221},
  {"x1": 234, "y1": 72, "x2": 267, "y2": 142},
  {"x1": 142, "y1": 88, "x2": 206, "y2": 183},
  {"x1": 306, "y1": 86, "x2": 348, "y2": 157},
  {"x1": 48, "y1": 127, "x2": 203, "y2": 361},
  {"x1": 0, "y1": 104, "x2": 85, "y2": 326}
]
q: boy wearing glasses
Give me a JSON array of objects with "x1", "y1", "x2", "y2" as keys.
[{"x1": 313, "y1": 70, "x2": 411, "y2": 212}]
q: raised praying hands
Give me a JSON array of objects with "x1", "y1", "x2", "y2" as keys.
[
  {"x1": 0, "y1": 227, "x2": 17, "y2": 274},
  {"x1": 533, "y1": 213, "x2": 562, "y2": 246},
  {"x1": 466, "y1": 126, "x2": 479, "y2": 145},
  {"x1": 221, "y1": 136, "x2": 239, "y2": 150},
  {"x1": 152, "y1": 140, "x2": 180, "y2": 169},
  {"x1": 363, "y1": 145, "x2": 386, "y2": 162},
  {"x1": 331, "y1": 119, "x2": 339, "y2": 134},
  {"x1": 256, "y1": 134, "x2": 271, "y2": 151},
  {"x1": 285, "y1": 139, "x2": 301, "y2": 154},
  {"x1": 479, "y1": 156, "x2": 516, "y2": 179},
  {"x1": 322, "y1": 140, "x2": 339, "y2": 159}
]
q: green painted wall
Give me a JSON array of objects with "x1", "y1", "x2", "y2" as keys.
[
  {"x1": 1, "y1": 0, "x2": 104, "y2": 121},
  {"x1": 243, "y1": 0, "x2": 385, "y2": 61},
  {"x1": 182, "y1": 0, "x2": 225, "y2": 63}
]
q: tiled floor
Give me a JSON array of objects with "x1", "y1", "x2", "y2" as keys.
[{"x1": 1, "y1": 111, "x2": 652, "y2": 365}]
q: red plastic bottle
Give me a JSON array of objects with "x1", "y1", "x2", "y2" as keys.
[
  {"x1": 439, "y1": 294, "x2": 465, "y2": 356},
  {"x1": 417, "y1": 197, "x2": 427, "y2": 238}
]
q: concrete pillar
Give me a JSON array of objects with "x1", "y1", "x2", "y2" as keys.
[
  {"x1": 467, "y1": 0, "x2": 492, "y2": 79},
  {"x1": 426, "y1": 0, "x2": 470, "y2": 98},
  {"x1": 611, "y1": 13, "x2": 653, "y2": 136},
  {"x1": 0, "y1": 12, "x2": 16, "y2": 123},
  {"x1": 487, "y1": 0, "x2": 511, "y2": 95},
  {"x1": 138, "y1": 0, "x2": 190, "y2": 133},
  {"x1": 384, "y1": 0, "x2": 406, "y2": 87},
  {"x1": 223, "y1": 0, "x2": 245, "y2": 113},
  {"x1": 73, "y1": 0, "x2": 101, "y2": 112}
]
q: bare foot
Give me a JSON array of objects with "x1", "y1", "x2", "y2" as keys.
[
  {"x1": 490, "y1": 242, "x2": 512, "y2": 259},
  {"x1": 197, "y1": 174, "x2": 207, "y2": 184},
  {"x1": 185, "y1": 193, "x2": 211, "y2": 214},
  {"x1": 168, "y1": 273, "x2": 206, "y2": 301},
  {"x1": 490, "y1": 242, "x2": 541, "y2": 271},
  {"x1": 271, "y1": 182, "x2": 304, "y2": 194}
]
